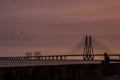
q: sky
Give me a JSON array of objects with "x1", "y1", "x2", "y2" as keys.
[{"x1": 0, "y1": 0, "x2": 120, "y2": 56}]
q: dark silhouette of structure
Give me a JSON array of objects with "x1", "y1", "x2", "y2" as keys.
[
  {"x1": 34, "y1": 51, "x2": 41, "y2": 59},
  {"x1": 83, "y1": 35, "x2": 94, "y2": 60},
  {"x1": 25, "y1": 52, "x2": 32, "y2": 59},
  {"x1": 0, "y1": 35, "x2": 120, "y2": 61}
]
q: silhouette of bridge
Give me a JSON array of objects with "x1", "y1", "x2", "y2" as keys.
[
  {"x1": 0, "y1": 35, "x2": 120, "y2": 61},
  {"x1": 0, "y1": 35, "x2": 120, "y2": 80}
]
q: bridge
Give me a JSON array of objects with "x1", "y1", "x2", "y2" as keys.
[
  {"x1": 0, "y1": 35, "x2": 120, "y2": 80},
  {"x1": 0, "y1": 54, "x2": 120, "y2": 61},
  {"x1": 0, "y1": 35, "x2": 120, "y2": 61}
]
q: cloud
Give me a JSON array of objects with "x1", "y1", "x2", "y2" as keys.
[
  {"x1": 0, "y1": 0, "x2": 120, "y2": 24},
  {"x1": 0, "y1": 0, "x2": 120, "y2": 55}
]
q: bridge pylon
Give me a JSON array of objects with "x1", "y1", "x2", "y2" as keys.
[{"x1": 83, "y1": 35, "x2": 94, "y2": 60}]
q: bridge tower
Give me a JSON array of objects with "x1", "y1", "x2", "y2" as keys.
[
  {"x1": 83, "y1": 35, "x2": 94, "y2": 60},
  {"x1": 25, "y1": 52, "x2": 32, "y2": 59}
]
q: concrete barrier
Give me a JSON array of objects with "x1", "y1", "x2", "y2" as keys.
[{"x1": 0, "y1": 63, "x2": 120, "y2": 80}]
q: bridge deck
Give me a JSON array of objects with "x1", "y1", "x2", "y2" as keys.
[
  {"x1": 0, "y1": 54, "x2": 120, "y2": 61},
  {"x1": 0, "y1": 54, "x2": 120, "y2": 67}
]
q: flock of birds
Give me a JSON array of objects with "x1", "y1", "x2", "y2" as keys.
[{"x1": 10, "y1": 31, "x2": 39, "y2": 41}]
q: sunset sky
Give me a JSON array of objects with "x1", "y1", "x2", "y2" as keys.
[{"x1": 0, "y1": 0, "x2": 120, "y2": 56}]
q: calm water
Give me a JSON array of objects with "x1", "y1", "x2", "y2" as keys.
[{"x1": 0, "y1": 60, "x2": 101, "y2": 67}]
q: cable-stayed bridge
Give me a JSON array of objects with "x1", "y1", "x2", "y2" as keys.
[
  {"x1": 0, "y1": 35, "x2": 120, "y2": 61},
  {"x1": 0, "y1": 35, "x2": 120, "y2": 80}
]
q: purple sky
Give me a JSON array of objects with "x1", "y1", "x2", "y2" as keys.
[{"x1": 0, "y1": 0, "x2": 120, "y2": 56}]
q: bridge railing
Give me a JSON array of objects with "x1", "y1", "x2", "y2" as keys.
[{"x1": 0, "y1": 54, "x2": 120, "y2": 61}]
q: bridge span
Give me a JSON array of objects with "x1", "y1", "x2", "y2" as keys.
[{"x1": 0, "y1": 54, "x2": 120, "y2": 61}]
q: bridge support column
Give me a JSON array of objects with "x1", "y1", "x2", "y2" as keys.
[{"x1": 83, "y1": 35, "x2": 94, "y2": 60}]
